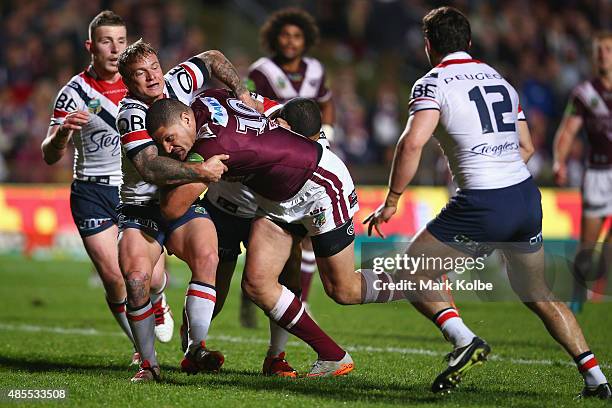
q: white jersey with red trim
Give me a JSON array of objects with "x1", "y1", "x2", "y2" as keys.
[
  {"x1": 409, "y1": 51, "x2": 531, "y2": 189},
  {"x1": 117, "y1": 56, "x2": 210, "y2": 205},
  {"x1": 50, "y1": 67, "x2": 127, "y2": 185}
]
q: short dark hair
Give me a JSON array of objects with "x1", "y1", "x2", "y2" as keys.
[
  {"x1": 260, "y1": 8, "x2": 319, "y2": 55},
  {"x1": 146, "y1": 98, "x2": 190, "y2": 137},
  {"x1": 118, "y1": 40, "x2": 157, "y2": 80},
  {"x1": 280, "y1": 97, "x2": 321, "y2": 138},
  {"x1": 88, "y1": 10, "x2": 125, "y2": 41},
  {"x1": 422, "y1": 7, "x2": 471, "y2": 56}
]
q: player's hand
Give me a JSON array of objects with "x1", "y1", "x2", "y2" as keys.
[
  {"x1": 275, "y1": 117, "x2": 291, "y2": 130},
  {"x1": 238, "y1": 91, "x2": 265, "y2": 114},
  {"x1": 197, "y1": 154, "x2": 229, "y2": 183},
  {"x1": 553, "y1": 161, "x2": 567, "y2": 186},
  {"x1": 363, "y1": 204, "x2": 397, "y2": 239},
  {"x1": 60, "y1": 110, "x2": 90, "y2": 132}
]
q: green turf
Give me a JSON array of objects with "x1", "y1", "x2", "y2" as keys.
[{"x1": 0, "y1": 255, "x2": 610, "y2": 407}]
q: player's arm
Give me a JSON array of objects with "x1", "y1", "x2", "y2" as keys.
[
  {"x1": 319, "y1": 98, "x2": 335, "y2": 141},
  {"x1": 197, "y1": 50, "x2": 263, "y2": 113},
  {"x1": 552, "y1": 106, "x2": 583, "y2": 186},
  {"x1": 160, "y1": 182, "x2": 207, "y2": 220},
  {"x1": 130, "y1": 145, "x2": 228, "y2": 186},
  {"x1": 364, "y1": 109, "x2": 439, "y2": 237},
  {"x1": 517, "y1": 120, "x2": 535, "y2": 163},
  {"x1": 42, "y1": 112, "x2": 87, "y2": 164}
]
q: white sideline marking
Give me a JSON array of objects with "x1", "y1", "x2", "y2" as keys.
[{"x1": 1, "y1": 323, "x2": 610, "y2": 369}]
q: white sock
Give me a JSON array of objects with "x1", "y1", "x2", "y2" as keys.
[
  {"x1": 575, "y1": 351, "x2": 608, "y2": 387},
  {"x1": 185, "y1": 281, "x2": 216, "y2": 353},
  {"x1": 150, "y1": 271, "x2": 168, "y2": 305},
  {"x1": 268, "y1": 319, "x2": 290, "y2": 357},
  {"x1": 106, "y1": 297, "x2": 135, "y2": 346},
  {"x1": 433, "y1": 308, "x2": 476, "y2": 348},
  {"x1": 126, "y1": 300, "x2": 157, "y2": 366},
  {"x1": 360, "y1": 269, "x2": 397, "y2": 303}
]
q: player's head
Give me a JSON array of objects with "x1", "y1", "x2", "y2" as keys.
[
  {"x1": 85, "y1": 10, "x2": 127, "y2": 76},
  {"x1": 261, "y1": 8, "x2": 319, "y2": 62},
  {"x1": 280, "y1": 97, "x2": 322, "y2": 139},
  {"x1": 146, "y1": 98, "x2": 196, "y2": 161},
  {"x1": 118, "y1": 40, "x2": 164, "y2": 103},
  {"x1": 593, "y1": 32, "x2": 612, "y2": 75},
  {"x1": 422, "y1": 6, "x2": 471, "y2": 66}
]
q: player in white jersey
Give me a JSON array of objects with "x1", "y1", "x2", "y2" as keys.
[
  {"x1": 553, "y1": 32, "x2": 612, "y2": 314},
  {"x1": 40, "y1": 11, "x2": 172, "y2": 365},
  {"x1": 116, "y1": 40, "x2": 262, "y2": 382},
  {"x1": 365, "y1": 7, "x2": 610, "y2": 399}
]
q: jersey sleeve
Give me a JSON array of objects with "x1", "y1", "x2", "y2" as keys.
[
  {"x1": 565, "y1": 90, "x2": 586, "y2": 118},
  {"x1": 408, "y1": 73, "x2": 441, "y2": 116},
  {"x1": 116, "y1": 103, "x2": 155, "y2": 160},
  {"x1": 251, "y1": 92, "x2": 282, "y2": 117},
  {"x1": 49, "y1": 82, "x2": 86, "y2": 126},
  {"x1": 518, "y1": 103, "x2": 526, "y2": 121},
  {"x1": 165, "y1": 56, "x2": 211, "y2": 105}
]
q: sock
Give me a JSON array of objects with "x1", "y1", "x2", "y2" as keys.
[
  {"x1": 432, "y1": 307, "x2": 476, "y2": 348},
  {"x1": 360, "y1": 269, "x2": 403, "y2": 303},
  {"x1": 106, "y1": 297, "x2": 135, "y2": 347},
  {"x1": 300, "y1": 249, "x2": 317, "y2": 302},
  {"x1": 150, "y1": 271, "x2": 168, "y2": 306},
  {"x1": 575, "y1": 351, "x2": 608, "y2": 387},
  {"x1": 268, "y1": 285, "x2": 344, "y2": 361},
  {"x1": 268, "y1": 319, "x2": 290, "y2": 357},
  {"x1": 185, "y1": 281, "x2": 216, "y2": 352},
  {"x1": 126, "y1": 299, "x2": 158, "y2": 366}
]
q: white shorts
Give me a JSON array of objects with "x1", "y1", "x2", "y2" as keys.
[
  {"x1": 256, "y1": 147, "x2": 359, "y2": 236},
  {"x1": 206, "y1": 180, "x2": 258, "y2": 218},
  {"x1": 582, "y1": 168, "x2": 612, "y2": 218}
]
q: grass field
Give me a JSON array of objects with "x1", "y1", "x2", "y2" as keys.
[{"x1": 0, "y1": 254, "x2": 611, "y2": 407}]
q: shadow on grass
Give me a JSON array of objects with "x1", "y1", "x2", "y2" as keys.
[{"x1": 0, "y1": 355, "x2": 557, "y2": 405}]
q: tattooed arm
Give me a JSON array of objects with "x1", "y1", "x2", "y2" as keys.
[
  {"x1": 197, "y1": 50, "x2": 264, "y2": 113},
  {"x1": 131, "y1": 145, "x2": 228, "y2": 185}
]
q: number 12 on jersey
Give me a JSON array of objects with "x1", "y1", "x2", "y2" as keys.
[{"x1": 468, "y1": 85, "x2": 516, "y2": 134}]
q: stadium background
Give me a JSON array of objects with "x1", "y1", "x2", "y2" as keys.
[
  {"x1": 1, "y1": 2, "x2": 611, "y2": 406},
  {"x1": 0, "y1": 0, "x2": 609, "y2": 253}
]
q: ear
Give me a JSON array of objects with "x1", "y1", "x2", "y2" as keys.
[{"x1": 85, "y1": 39, "x2": 92, "y2": 53}]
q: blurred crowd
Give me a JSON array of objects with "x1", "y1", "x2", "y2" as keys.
[{"x1": 0, "y1": 0, "x2": 608, "y2": 186}]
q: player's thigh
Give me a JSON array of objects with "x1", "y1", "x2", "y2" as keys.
[
  {"x1": 118, "y1": 228, "x2": 161, "y2": 278},
  {"x1": 82, "y1": 225, "x2": 121, "y2": 280},
  {"x1": 404, "y1": 227, "x2": 469, "y2": 279},
  {"x1": 316, "y1": 241, "x2": 358, "y2": 289},
  {"x1": 278, "y1": 237, "x2": 303, "y2": 292},
  {"x1": 166, "y1": 217, "x2": 218, "y2": 264},
  {"x1": 244, "y1": 217, "x2": 293, "y2": 288},
  {"x1": 502, "y1": 246, "x2": 552, "y2": 301}
]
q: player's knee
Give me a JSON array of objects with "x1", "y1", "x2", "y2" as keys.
[
  {"x1": 188, "y1": 245, "x2": 219, "y2": 273},
  {"x1": 322, "y1": 281, "x2": 359, "y2": 305},
  {"x1": 241, "y1": 274, "x2": 267, "y2": 301}
]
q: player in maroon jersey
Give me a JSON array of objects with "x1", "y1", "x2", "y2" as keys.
[
  {"x1": 245, "y1": 6, "x2": 334, "y2": 339},
  {"x1": 145, "y1": 94, "x2": 425, "y2": 376},
  {"x1": 553, "y1": 32, "x2": 612, "y2": 314}
]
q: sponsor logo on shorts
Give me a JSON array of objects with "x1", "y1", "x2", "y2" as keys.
[
  {"x1": 453, "y1": 234, "x2": 492, "y2": 256},
  {"x1": 310, "y1": 207, "x2": 326, "y2": 228},
  {"x1": 77, "y1": 218, "x2": 111, "y2": 231},
  {"x1": 346, "y1": 221, "x2": 354, "y2": 236},
  {"x1": 529, "y1": 231, "x2": 543, "y2": 245},
  {"x1": 194, "y1": 206, "x2": 208, "y2": 215},
  {"x1": 119, "y1": 214, "x2": 159, "y2": 232},
  {"x1": 348, "y1": 189, "x2": 358, "y2": 208}
]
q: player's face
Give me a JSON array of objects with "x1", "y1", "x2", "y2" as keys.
[
  {"x1": 88, "y1": 25, "x2": 127, "y2": 75},
  {"x1": 277, "y1": 24, "x2": 305, "y2": 61},
  {"x1": 153, "y1": 113, "x2": 196, "y2": 161},
  {"x1": 126, "y1": 54, "x2": 165, "y2": 101},
  {"x1": 594, "y1": 38, "x2": 612, "y2": 74}
]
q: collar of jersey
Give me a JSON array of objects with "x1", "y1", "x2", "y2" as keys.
[{"x1": 436, "y1": 51, "x2": 480, "y2": 68}]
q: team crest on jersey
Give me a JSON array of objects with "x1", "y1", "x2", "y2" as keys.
[
  {"x1": 590, "y1": 97, "x2": 600, "y2": 109},
  {"x1": 194, "y1": 205, "x2": 208, "y2": 215},
  {"x1": 87, "y1": 98, "x2": 102, "y2": 114},
  {"x1": 310, "y1": 207, "x2": 326, "y2": 228},
  {"x1": 276, "y1": 78, "x2": 287, "y2": 89}
]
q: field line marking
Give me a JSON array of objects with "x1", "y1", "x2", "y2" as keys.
[{"x1": 1, "y1": 323, "x2": 609, "y2": 369}]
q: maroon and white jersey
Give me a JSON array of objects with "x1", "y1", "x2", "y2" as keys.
[
  {"x1": 248, "y1": 57, "x2": 331, "y2": 103},
  {"x1": 567, "y1": 79, "x2": 612, "y2": 168},
  {"x1": 50, "y1": 66, "x2": 127, "y2": 185},
  {"x1": 116, "y1": 57, "x2": 209, "y2": 205},
  {"x1": 190, "y1": 89, "x2": 322, "y2": 201}
]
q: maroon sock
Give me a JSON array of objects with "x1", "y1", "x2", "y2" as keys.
[{"x1": 270, "y1": 285, "x2": 344, "y2": 361}]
